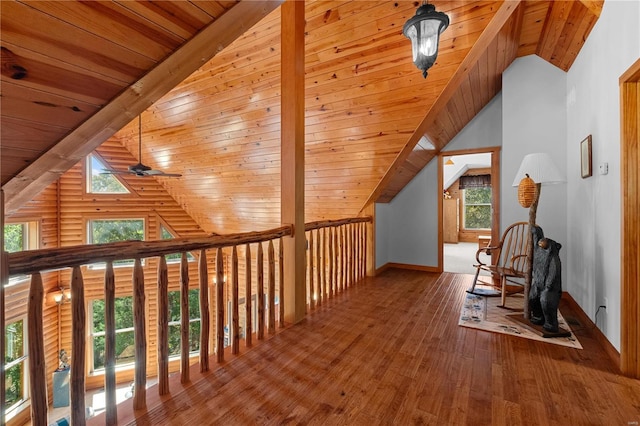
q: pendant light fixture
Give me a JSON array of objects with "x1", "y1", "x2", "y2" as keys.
[{"x1": 403, "y1": 1, "x2": 450, "y2": 78}]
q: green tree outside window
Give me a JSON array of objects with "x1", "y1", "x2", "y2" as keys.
[
  {"x1": 5, "y1": 319, "x2": 26, "y2": 410},
  {"x1": 463, "y1": 188, "x2": 492, "y2": 229},
  {"x1": 91, "y1": 297, "x2": 135, "y2": 370},
  {"x1": 88, "y1": 155, "x2": 129, "y2": 194},
  {"x1": 168, "y1": 289, "x2": 201, "y2": 356}
]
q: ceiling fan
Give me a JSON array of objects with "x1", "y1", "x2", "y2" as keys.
[{"x1": 103, "y1": 115, "x2": 182, "y2": 178}]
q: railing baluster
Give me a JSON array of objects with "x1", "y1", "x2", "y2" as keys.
[
  {"x1": 309, "y1": 230, "x2": 315, "y2": 309},
  {"x1": 104, "y1": 262, "x2": 118, "y2": 423},
  {"x1": 328, "y1": 227, "x2": 334, "y2": 297},
  {"x1": 245, "y1": 244, "x2": 252, "y2": 347},
  {"x1": 231, "y1": 246, "x2": 240, "y2": 355},
  {"x1": 133, "y1": 259, "x2": 147, "y2": 410},
  {"x1": 71, "y1": 266, "x2": 87, "y2": 425},
  {"x1": 268, "y1": 240, "x2": 276, "y2": 334},
  {"x1": 322, "y1": 228, "x2": 327, "y2": 302},
  {"x1": 215, "y1": 248, "x2": 225, "y2": 363},
  {"x1": 351, "y1": 224, "x2": 356, "y2": 285},
  {"x1": 315, "y1": 229, "x2": 321, "y2": 306},
  {"x1": 279, "y1": 238, "x2": 285, "y2": 328},
  {"x1": 257, "y1": 242, "x2": 264, "y2": 340},
  {"x1": 157, "y1": 256, "x2": 169, "y2": 395},
  {"x1": 338, "y1": 225, "x2": 346, "y2": 291},
  {"x1": 199, "y1": 249, "x2": 210, "y2": 372},
  {"x1": 28, "y1": 272, "x2": 47, "y2": 426},
  {"x1": 180, "y1": 253, "x2": 190, "y2": 383}
]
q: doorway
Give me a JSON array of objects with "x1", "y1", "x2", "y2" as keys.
[
  {"x1": 439, "y1": 147, "x2": 501, "y2": 275},
  {"x1": 620, "y1": 58, "x2": 640, "y2": 378}
]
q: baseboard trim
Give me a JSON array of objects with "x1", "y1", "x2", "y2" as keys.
[
  {"x1": 376, "y1": 262, "x2": 440, "y2": 274},
  {"x1": 562, "y1": 291, "x2": 620, "y2": 368}
]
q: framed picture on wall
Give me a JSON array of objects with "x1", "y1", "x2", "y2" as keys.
[{"x1": 580, "y1": 135, "x2": 592, "y2": 178}]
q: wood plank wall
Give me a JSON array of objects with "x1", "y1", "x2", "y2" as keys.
[
  {"x1": 5, "y1": 139, "x2": 215, "y2": 405},
  {"x1": 4, "y1": 182, "x2": 60, "y2": 404},
  {"x1": 57, "y1": 139, "x2": 211, "y2": 389}
]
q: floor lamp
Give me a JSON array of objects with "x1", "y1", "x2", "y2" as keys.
[{"x1": 512, "y1": 153, "x2": 566, "y2": 320}]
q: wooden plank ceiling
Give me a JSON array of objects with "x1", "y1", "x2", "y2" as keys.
[{"x1": 1, "y1": 0, "x2": 602, "y2": 233}]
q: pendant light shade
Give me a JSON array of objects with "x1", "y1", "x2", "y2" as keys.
[{"x1": 403, "y1": 2, "x2": 449, "y2": 78}]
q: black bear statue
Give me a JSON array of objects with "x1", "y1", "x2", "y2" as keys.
[{"x1": 529, "y1": 226, "x2": 563, "y2": 332}]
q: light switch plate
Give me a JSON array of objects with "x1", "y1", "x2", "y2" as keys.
[{"x1": 599, "y1": 163, "x2": 608, "y2": 175}]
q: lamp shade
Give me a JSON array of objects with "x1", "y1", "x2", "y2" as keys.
[
  {"x1": 511, "y1": 153, "x2": 566, "y2": 187},
  {"x1": 403, "y1": 3, "x2": 449, "y2": 78}
]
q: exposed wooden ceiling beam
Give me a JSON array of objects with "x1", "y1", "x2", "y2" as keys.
[
  {"x1": 2, "y1": 0, "x2": 283, "y2": 215},
  {"x1": 361, "y1": 0, "x2": 523, "y2": 210}
]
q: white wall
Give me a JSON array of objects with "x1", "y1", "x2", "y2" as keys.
[
  {"x1": 501, "y1": 55, "x2": 568, "y2": 286},
  {"x1": 444, "y1": 93, "x2": 502, "y2": 153},
  {"x1": 375, "y1": 202, "x2": 390, "y2": 269},
  {"x1": 375, "y1": 92, "x2": 502, "y2": 268},
  {"x1": 565, "y1": 0, "x2": 640, "y2": 350},
  {"x1": 375, "y1": 0, "x2": 640, "y2": 351},
  {"x1": 375, "y1": 159, "x2": 439, "y2": 267}
]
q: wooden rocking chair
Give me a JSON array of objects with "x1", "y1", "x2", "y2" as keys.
[{"x1": 467, "y1": 222, "x2": 532, "y2": 306}]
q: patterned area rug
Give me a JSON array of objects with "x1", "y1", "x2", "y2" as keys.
[{"x1": 459, "y1": 291, "x2": 583, "y2": 349}]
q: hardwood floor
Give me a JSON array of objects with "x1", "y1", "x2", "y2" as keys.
[{"x1": 99, "y1": 269, "x2": 640, "y2": 425}]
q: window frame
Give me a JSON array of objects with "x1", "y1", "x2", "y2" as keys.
[
  {"x1": 4, "y1": 317, "x2": 29, "y2": 420},
  {"x1": 85, "y1": 217, "x2": 147, "y2": 268},
  {"x1": 83, "y1": 152, "x2": 135, "y2": 197},
  {"x1": 167, "y1": 289, "x2": 202, "y2": 359},
  {"x1": 3, "y1": 220, "x2": 39, "y2": 285},
  {"x1": 461, "y1": 187, "x2": 492, "y2": 231},
  {"x1": 159, "y1": 220, "x2": 195, "y2": 264},
  {"x1": 88, "y1": 296, "x2": 136, "y2": 374}
]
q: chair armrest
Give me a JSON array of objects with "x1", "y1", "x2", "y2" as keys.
[{"x1": 475, "y1": 245, "x2": 500, "y2": 264}]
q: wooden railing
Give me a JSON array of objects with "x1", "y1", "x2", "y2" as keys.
[
  {"x1": 1, "y1": 217, "x2": 371, "y2": 425},
  {"x1": 305, "y1": 217, "x2": 369, "y2": 309}
]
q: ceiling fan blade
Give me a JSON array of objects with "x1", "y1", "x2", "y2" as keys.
[
  {"x1": 145, "y1": 170, "x2": 182, "y2": 177},
  {"x1": 101, "y1": 168, "x2": 132, "y2": 175}
]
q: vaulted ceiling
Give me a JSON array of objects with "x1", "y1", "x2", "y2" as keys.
[{"x1": 1, "y1": 0, "x2": 602, "y2": 233}]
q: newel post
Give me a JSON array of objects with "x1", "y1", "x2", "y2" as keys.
[{"x1": 281, "y1": 0, "x2": 306, "y2": 324}]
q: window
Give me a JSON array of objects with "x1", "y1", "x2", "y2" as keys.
[
  {"x1": 463, "y1": 187, "x2": 492, "y2": 229},
  {"x1": 160, "y1": 224, "x2": 195, "y2": 263},
  {"x1": 3, "y1": 221, "x2": 38, "y2": 284},
  {"x1": 168, "y1": 289, "x2": 201, "y2": 357},
  {"x1": 87, "y1": 219, "x2": 144, "y2": 267},
  {"x1": 90, "y1": 297, "x2": 135, "y2": 371},
  {"x1": 86, "y1": 154, "x2": 129, "y2": 194},
  {"x1": 5, "y1": 318, "x2": 28, "y2": 415}
]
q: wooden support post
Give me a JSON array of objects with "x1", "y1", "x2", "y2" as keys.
[
  {"x1": 244, "y1": 244, "x2": 252, "y2": 347},
  {"x1": 28, "y1": 272, "x2": 48, "y2": 426},
  {"x1": 70, "y1": 266, "x2": 87, "y2": 424},
  {"x1": 0, "y1": 189, "x2": 6, "y2": 426},
  {"x1": 198, "y1": 250, "x2": 210, "y2": 372},
  {"x1": 281, "y1": 0, "x2": 306, "y2": 325},
  {"x1": 180, "y1": 253, "x2": 190, "y2": 383},
  {"x1": 104, "y1": 262, "x2": 118, "y2": 423},
  {"x1": 132, "y1": 259, "x2": 146, "y2": 410},
  {"x1": 157, "y1": 256, "x2": 170, "y2": 395},
  {"x1": 215, "y1": 248, "x2": 225, "y2": 362},
  {"x1": 231, "y1": 246, "x2": 240, "y2": 354},
  {"x1": 362, "y1": 203, "x2": 375, "y2": 277}
]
